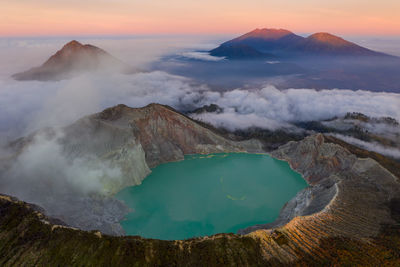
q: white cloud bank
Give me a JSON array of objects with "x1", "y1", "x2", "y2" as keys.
[
  {"x1": 1, "y1": 72, "x2": 399, "y2": 143},
  {"x1": 179, "y1": 52, "x2": 226, "y2": 61},
  {"x1": 193, "y1": 86, "x2": 400, "y2": 130},
  {"x1": 0, "y1": 72, "x2": 203, "y2": 142}
]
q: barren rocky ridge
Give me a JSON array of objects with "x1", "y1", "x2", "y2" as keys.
[{"x1": 1, "y1": 113, "x2": 400, "y2": 265}]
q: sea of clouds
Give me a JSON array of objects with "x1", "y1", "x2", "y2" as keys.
[
  {"x1": 0, "y1": 36, "x2": 399, "y2": 233},
  {"x1": 1, "y1": 71, "x2": 399, "y2": 143}
]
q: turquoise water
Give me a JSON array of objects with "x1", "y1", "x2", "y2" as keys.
[{"x1": 116, "y1": 153, "x2": 307, "y2": 240}]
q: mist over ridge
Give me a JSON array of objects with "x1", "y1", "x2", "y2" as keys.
[
  {"x1": 1, "y1": 71, "x2": 399, "y2": 143},
  {"x1": 0, "y1": 35, "x2": 400, "y2": 236}
]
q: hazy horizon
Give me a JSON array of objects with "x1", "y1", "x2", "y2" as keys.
[{"x1": 2, "y1": 0, "x2": 400, "y2": 36}]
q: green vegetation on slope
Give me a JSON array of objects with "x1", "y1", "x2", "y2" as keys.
[
  {"x1": 0, "y1": 196, "x2": 269, "y2": 266},
  {"x1": 1, "y1": 194, "x2": 400, "y2": 266}
]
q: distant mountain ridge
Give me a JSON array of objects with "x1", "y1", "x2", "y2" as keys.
[
  {"x1": 210, "y1": 28, "x2": 392, "y2": 59},
  {"x1": 12, "y1": 40, "x2": 130, "y2": 81},
  {"x1": 209, "y1": 44, "x2": 275, "y2": 59}
]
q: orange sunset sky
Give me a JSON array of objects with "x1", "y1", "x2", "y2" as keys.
[{"x1": 1, "y1": 0, "x2": 400, "y2": 36}]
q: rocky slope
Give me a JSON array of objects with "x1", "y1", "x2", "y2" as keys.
[
  {"x1": 297, "y1": 112, "x2": 400, "y2": 159},
  {"x1": 64, "y1": 103, "x2": 262, "y2": 170},
  {"x1": 12, "y1": 40, "x2": 130, "y2": 81},
  {"x1": 1, "y1": 103, "x2": 262, "y2": 235},
  {"x1": 1, "y1": 134, "x2": 399, "y2": 266}
]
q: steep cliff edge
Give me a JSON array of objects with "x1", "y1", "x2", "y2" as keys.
[
  {"x1": 60, "y1": 103, "x2": 263, "y2": 188},
  {"x1": 243, "y1": 134, "x2": 400, "y2": 264},
  {"x1": 94, "y1": 104, "x2": 261, "y2": 167},
  {"x1": 1, "y1": 134, "x2": 400, "y2": 266}
]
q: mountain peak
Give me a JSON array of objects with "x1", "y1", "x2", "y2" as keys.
[
  {"x1": 307, "y1": 33, "x2": 350, "y2": 46},
  {"x1": 210, "y1": 28, "x2": 390, "y2": 59},
  {"x1": 240, "y1": 28, "x2": 294, "y2": 40},
  {"x1": 62, "y1": 40, "x2": 84, "y2": 49},
  {"x1": 12, "y1": 40, "x2": 129, "y2": 81},
  {"x1": 214, "y1": 27, "x2": 303, "y2": 58},
  {"x1": 98, "y1": 104, "x2": 131, "y2": 121},
  {"x1": 98, "y1": 103, "x2": 173, "y2": 121}
]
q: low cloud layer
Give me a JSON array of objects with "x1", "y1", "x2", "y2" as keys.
[
  {"x1": 192, "y1": 86, "x2": 400, "y2": 130},
  {"x1": 1, "y1": 72, "x2": 400, "y2": 143},
  {"x1": 179, "y1": 52, "x2": 226, "y2": 61},
  {"x1": 0, "y1": 72, "x2": 204, "y2": 143},
  {"x1": 329, "y1": 133, "x2": 400, "y2": 159}
]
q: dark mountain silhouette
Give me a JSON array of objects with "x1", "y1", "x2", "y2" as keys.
[
  {"x1": 220, "y1": 28, "x2": 304, "y2": 51},
  {"x1": 13, "y1": 40, "x2": 130, "y2": 81},
  {"x1": 210, "y1": 28, "x2": 391, "y2": 59},
  {"x1": 210, "y1": 44, "x2": 274, "y2": 59},
  {"x1": 297, "y1": 32, "x2": 385, "y2": 56}
]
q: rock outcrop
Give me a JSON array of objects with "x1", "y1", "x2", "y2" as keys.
[
  {"x1": 1, "y1": 134, "x2": 400, "y2": 266},
  {"x1": 297, "y1": 112, "x2": 400, "y2": 156},
  {"x1": 64, "y1": 103, "x2": 262, "y2": 171},
  {"x1": 241, "y1": 134, "x2": 400, "y2": 263}
]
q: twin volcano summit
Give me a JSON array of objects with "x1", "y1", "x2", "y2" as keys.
[
  {"x1": 11, "y1": 29, "x2": 395, "y2": 81},
  {"x1": 210, "y1": 28, "x2": 390, "y2": 59},
  {"x1": 13, "y1": 40, "x2": 129, "y2": 81}
]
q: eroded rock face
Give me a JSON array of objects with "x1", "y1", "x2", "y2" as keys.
[
  {"x1": 271, "y1": 134, "x2": 357, "y2": 184},
  {"x1": 96, "y1": 104, "x2": 259, "y2": 168},
  {"x1": 242, "y1": 134, "x2": 400, "y2": 263},
  {"x1": 65, "y1": 103, "x2": 262, "y2": 175},
  {"x1": 1, "y1": 134, "x2": 400, "y2": 266},
  {"x1": 60, "y1": 110, "x2": 151, "y2": 194}
]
